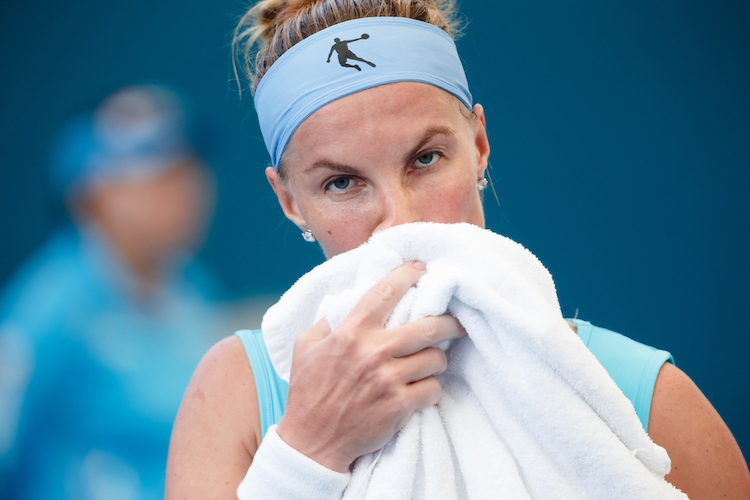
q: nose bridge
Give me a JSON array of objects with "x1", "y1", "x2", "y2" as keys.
[{"x1": 376, "y1": 177, "x2": 419, "y2": 231}]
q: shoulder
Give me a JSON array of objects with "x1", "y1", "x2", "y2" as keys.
[
  {"x1": 575, "y1": 320, "x2": 750, "y2": 496},
  {"x1": 649, "y1": 363, "x2": 750, "y2": 498},
  {"x1": 574, "y1": 319, "x2": 671, "y2": 430},
  {"x1": 173, "y1": 335, "x2": 262, "y2": 454},
  {"x1": 166, "y1": 335, "x2": 262, "y2": 498}
]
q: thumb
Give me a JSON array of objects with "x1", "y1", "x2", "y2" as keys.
[{"x1": 292, "y1": 317, "x2": 331, "y2": 356}]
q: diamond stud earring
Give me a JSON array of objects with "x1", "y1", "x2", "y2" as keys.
[{"x1": 302, "y1": 229, "x2": 316, "y2": 242}]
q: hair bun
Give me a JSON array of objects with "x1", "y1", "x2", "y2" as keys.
[{"x1": 256, "y1": 0, "x2": 286, "y2": 39}]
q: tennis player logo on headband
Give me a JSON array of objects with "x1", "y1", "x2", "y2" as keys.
[{"x1": 326, "y1": 34, "x2": 376, "y2": 71}]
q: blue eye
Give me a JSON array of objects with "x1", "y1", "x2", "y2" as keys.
[
  {"x1": 415, "y1": 152, "x2": 439, "y2": 168},
  {"x1": 327, "y1": 177, "x2": 353, "y2": 192}
]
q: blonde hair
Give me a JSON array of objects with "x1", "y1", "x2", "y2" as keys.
[{"x1": 233, "y1": 0, "x2": 462, "y2": 96}]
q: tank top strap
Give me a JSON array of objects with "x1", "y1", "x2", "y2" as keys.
[
  {"x1": 572, "y1": 319, "x2": 673, "y2": 431},
  {"x1": 235, "y1": 329, "x2": 289, "y2": 438}
]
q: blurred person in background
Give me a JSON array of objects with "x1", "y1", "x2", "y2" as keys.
[{"x1": 0, "y1": 84, "x2": 228, "y2": 499}]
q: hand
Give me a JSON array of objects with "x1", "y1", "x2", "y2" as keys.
[{"x1": 276, "y1": 261, "x2": 466, "y2": 473}]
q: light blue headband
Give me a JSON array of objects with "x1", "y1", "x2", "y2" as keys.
[{"x1": 254, "y1": 17, "x2": 473, "y2": 170}]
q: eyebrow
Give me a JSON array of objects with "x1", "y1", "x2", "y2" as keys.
[
  {"x1": 302, "y1": 126, "x2": 457, "y2": 175},
  {"x1": 303, "y1": 161, "x2": 361, "y2": 176},
  {"x1": 403, "y1": 126, "x2": 457, "y2": 163}
]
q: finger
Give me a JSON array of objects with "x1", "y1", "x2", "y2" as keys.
[
  {"x1": 388, "y1": 314, "x2": 466, "y2": 358},
  {"x1": 347, "y1": 261, "x2": 427, "y2": 328},
  {"x1": 293, "y1": 317, "x2": 331, "y2": 355},
  {"x1": 391, "y1": 347, "x2": 448, "y2": 384},
  {"x1": 404, "y1": 376, "x2": 443, "y2": 415}
]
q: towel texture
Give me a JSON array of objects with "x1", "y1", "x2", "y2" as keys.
[
  {"x1": 237, "y1": 425, "x2": 351, "y2": 499},
  {"x1": 261, "y1": 223, "x2": 688, "y2": 499}
]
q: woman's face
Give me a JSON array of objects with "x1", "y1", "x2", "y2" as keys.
[{"x1": 267, "y1": 82, "x2": 490, "y2": 258}]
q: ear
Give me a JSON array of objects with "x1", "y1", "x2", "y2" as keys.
[
  {"x1": 265, "y1": 167, "x2": 308, "y2": 230},
  {"x1": 472, "y1": 103, "x2": 490, "y2": 177}
]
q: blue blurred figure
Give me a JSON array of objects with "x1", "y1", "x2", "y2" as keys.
[{"x1": 0, "y1": 85, "x2": 227, "y2": 499}]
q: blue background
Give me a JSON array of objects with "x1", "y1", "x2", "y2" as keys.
[{"x1": 1, "y1": 0, "x2": 748, "y2": 459}]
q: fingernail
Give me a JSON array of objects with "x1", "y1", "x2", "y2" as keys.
[{"x1": 412, "y1": 260, "x2": 426, "y2": 271}]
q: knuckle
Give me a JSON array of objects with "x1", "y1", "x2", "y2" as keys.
[
  {"x1": 292, "y1": 319, "x2": 332, "y2": 354},
  {"x1": 385, "y1": 390, "x2": 409, "y2": 417},
  {"x1": 372, "y1": 370, "x2": 396, "y2": 395},
  {"x1": 330, "y1": 324, "x2": 358, "y2": 350},
  {"x1": 370, "y1": 280, "x2": 398, "y2": 302},
  {"x1": 357, "y1": 367, "x2": 397, "y2": 409},
  {"x1": 357, "y1": 349, "x2": 383, "y2": 374},
  {"x1": 429, "y1": 376, "x2": 443, "y2": 393},
  {"x1": 429, "y1": 379, "x2": 443, "y2": 404},
  {"x1": 369, "y1": 343, "x2": 391, "y2": 366},
  {"x1": 419, "y1": 317, "x2": 439, "y2": 345},
  {"x1": 431, "y1": 348, "x2": 448, "y2": 374},
  {"x1": 422, "y1": 377, "x2": 443, "y2": 408},
  {"x1": 292, "y1": 331, "x2": 312, "y2": 355}
]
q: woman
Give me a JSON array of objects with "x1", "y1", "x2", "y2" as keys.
[{"x1": 166, "y1": 1, "x2": 750, "y2": 498}]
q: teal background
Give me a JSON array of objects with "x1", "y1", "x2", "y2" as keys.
[{"x1": 1, "y1": 0, "x2": 748, "y2": 458}]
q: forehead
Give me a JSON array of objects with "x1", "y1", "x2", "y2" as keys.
[{"x1": 284, "y1": 82, "x2": 466, "y2": 160}]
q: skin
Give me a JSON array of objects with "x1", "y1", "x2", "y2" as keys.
[
  {"x1": 271, "y1": 82, "x2": 488, "y2": 258},
  {"x1": 165, "y1": 82, "x2": 750, "y2": 498},
  {"x1": 75, "y1": 161, "x2": 213, "y2": 291},
  {"x1": 649, "y1": 363, "x2": 750, "y2": 497}
]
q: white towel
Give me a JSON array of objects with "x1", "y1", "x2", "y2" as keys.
[{"x1": 262, "y1": 222, "x2": 688, "y2": 499}]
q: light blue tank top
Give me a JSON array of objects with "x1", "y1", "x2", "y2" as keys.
[
  {"x1": 235, "y1": 319, "x2": 672, "y2": 437},
  {"x1": 235, "y1": 329, "x2": 289, "y2": 439},
  {"x1": 572, "y1": 319, "x2": 674, "y2": 430}
]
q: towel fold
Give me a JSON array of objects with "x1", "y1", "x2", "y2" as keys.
[{"x1": 262, "y1": 222, "x2": 688, "y2": 499}]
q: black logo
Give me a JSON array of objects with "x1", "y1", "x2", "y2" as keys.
[{"x1": 326, "y1": 34, "x2": 376, "y2": 71}]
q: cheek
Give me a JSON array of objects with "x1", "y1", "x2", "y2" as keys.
[
  {"x1": 308, "y1": 203, "x2": 378, "y2": 257},
  {"x1": 422, "y1": 171, "x2": 484, "y2": 226}
]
